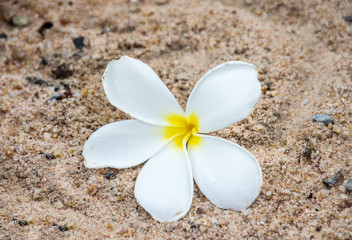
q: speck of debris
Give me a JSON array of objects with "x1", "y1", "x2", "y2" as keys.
[
  {"x1": 46, "y1": 93, "x2": 61, "y2": 103},
  {"x1": 303, "y1": 148, "x2": 313, "y2": 160},
  {"x1": 316, "y1": 226, "x2": 322, "y2": 232},
  {"x1": 196, "y1": 207, "x2": 206, "y2": 215},
  {"x1": 40, "y1": 57, "x2": 48, "y2": 65},
  {"x1": 73, "y1": 36, "x2": 85, "y2": 49},
  {"x1": 346, "y1": 179, "x2": 352, "y2": 192},
  {"x1": 343, "y1": 16, "x2": 352, "y2": 22},
  {"x1": 307, "y1": 193, "x2": 313, "y2": 199},
  {"x1": 18, "y1": 220, "x2": 28, "y2": 226},
  {"x1": 52, "y1": 63, "x2": 72, "y2": 79},
  {"x1": 322, "y1": 171, "x2": 343, "y2": 187},
  {"x1": 11, "y1": 14, "x2": 29, "y2": 27},
  {"x1": 105, "y1": 171, "x2": 115, "y2": 179},
  {"x1": 312, "y1": 114, "x2": 332, "y2": 126},
  {"x1": 0, "y1": 33, "x2": 7, "y2": 39},
  {"x1": 58, "y1": 225, "x2": 68, "y2": 231},
  {"x1": 38, "y1": 21, "x2": 53, "y2": 35},
  {"x1": 45, "y1": 154, "x2": 55, "y2": 160},
  {"x1": 26, "y1": 76, "x2": 49, "y2": 86}
]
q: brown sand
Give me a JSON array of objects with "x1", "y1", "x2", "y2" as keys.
[{"x1": 1, "y1": 0, "x2": 351, "y2": 239}]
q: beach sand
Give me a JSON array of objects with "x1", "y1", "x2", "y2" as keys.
[{"x1": 0, "y1": 0, "x2": 351, "y2": 239}]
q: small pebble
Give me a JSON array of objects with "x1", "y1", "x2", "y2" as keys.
[
  {"x1": 266, "y1": 90, "x2": 277, "y2": 97},
  {"x1": 105, "y1": 171, "x2": 115, "y2": 179},
  {"x1": 38, "y1": 21, "x2": 53, "y2": 35},
  {"x1": 54, "y1": 201, "x2": 64, "y2": 209},
  {"x1": 332, "y1": 124, "x2": 341, "y2": 135},
  {"x1": 52, "y1": 63, "x2": 72, "y2": 79},
  {"x1": 11, "y1": 14, "x2": 29, "y2": 27},
  {"x1": 53, "y1": 150, "x2": 64, "y2": 158},
  {"x1": 196, "y1": 207, "x2": 206, "y2": 215},
  {"x1": 58, "y1": 225, "x2": 68, "y2": 231},
  {"x1": 67, "y1": 221, "x2": 77, "y2": 230},
  {"x1": 5, "y1": 148, "x2": 14, "y2": 158},
  {"x1": 343, "y1": 16, "x2": 352, "y2": 22},
  {"x1": 312, "y1": 114, "x2": 332, "y2": 126},
  {"x1": 73, "y1": 36, "x2": 85, "y2": 49},
  {"x1": 18, "y1": 220, "x2": 28, "y2": 226},
  {"x1": 0, "y1": 33, "x2": 7, "y2": 39},
  {"x1": 33, "y1": 188, "x2": 42, "y2": 200},
  {"x1": 11, "y1": 46, "x2": 26, "y2": 61},
  {"x1": 346, "y1": 179, "x2": 352, "y2": 192},
  {"x1": 43, "y1": 132, "x2": 51, "y2": 140}
]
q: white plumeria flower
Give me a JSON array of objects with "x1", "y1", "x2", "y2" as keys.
[{"x1": 84, "y1": 56, "x2": 262, "y2": 222}]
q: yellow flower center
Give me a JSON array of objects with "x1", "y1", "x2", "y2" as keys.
[{"x1": 164, "y1": 114, "x2": 202, "y2": 149}]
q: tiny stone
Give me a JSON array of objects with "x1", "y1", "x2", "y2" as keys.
[
  {"x1": 43, "y1": 132, "x2": 51, "y2": 140},
  {"x1": 196, "y1": 207, "x2": 206, "y2": 215},
  {"x1": 87, "y1": 185, "x2": 97, "y2": 196},
  {"x1": 11, "y1": 14, "x2": 29, "y2": 27},
  {"x1": 58, "y1": 225, "x2": 68, "y2": 231},
  {"x1": 18, "y1": 220, "x2": 28, "y2": 226},
  {"x1": 346, "y1": 179, "x2": 352, "y2": 192},
  {"x1": 27, "y1": 218, "x2": 35, "y2": 225},
  {"x1": 5, "y1": 148, "x2": 14, "y2": 158},
  {"x1": 105, "y1": 171, "x2": 115, "y2": 179},
  {"x1": 312, "y1": 114, "x2": 332, "y2": 126},
  {"x1": 343, "y1": 16, "x2": 352, "y2": 22},
  {"x1": 54, "y1": 201, "x2": 64, "y2": 209},
  {"x1": 73, "y1": 36, "x2": 85, "y2": 49},
  {"x1": 52, "y1": 63, "x2": 72, "y2": 79},
  {"x1": 332, "y1": 125, "x2": 341, "y2": 135},
  {"x1": 53, "y1": 150, "x2": 64, "y2": 158},
  {"x1": 38, "y1": 21, "x2": 53, "y2": 35},
  {"x1": 67, "y1": 221, "x2": 77, "y2": 230},
  {"x1": 0, "y1": 33, "x2": 7, "y2": 39},
  {"x1": 11, "y1": 46, "x2": 26, "y2": 61},
  {"x1": 33, "y1": 188, "x2": 42, "y2": 200},
  {"x1": 266, "y1": 90, "x2": 277, "y2": 97}
]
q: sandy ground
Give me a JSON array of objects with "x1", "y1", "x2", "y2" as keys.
[{"x1": 1, "y1": 0, "x2": 352, "y2": 239}]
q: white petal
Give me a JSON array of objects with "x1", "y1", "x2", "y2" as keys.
[
  {"x1": 134, "y1": 141, "x2": 193, "y2": 222},
  {"x1": 186, "y1": 61, "x2": 261, "y2": 133},
  {"x1": 83, "y1": 120, "x2": 169, "y2": 168},
  {"x1": 188, "y1": 135, "x2": 262, "y2": 210},
  {"x1": 103, "y1": 56, "x2": 185, "y2": 125}
]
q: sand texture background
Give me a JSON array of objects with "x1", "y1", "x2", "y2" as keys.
[{"x1": 1, "y1": 0, "x2": 352, "y2": 239}]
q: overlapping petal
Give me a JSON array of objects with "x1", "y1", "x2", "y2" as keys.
[
  {"x1": 83, "y1": 120, "x2": 170, "y2": 168},
  {"x1": 103, "y1": 56, "x2": 185, "y2": 126},
  {"x1": 186, "y1": 61, "x2": 261, "y2": 133},
  {"x1": 134, "y1": 141, "x2": 193, "y2": 222},
  {"x1": 188, "y1": 135, "x2": 262, "y2": 210}
]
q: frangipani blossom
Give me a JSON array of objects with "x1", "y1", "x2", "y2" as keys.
[{"x1": 83, "y1": 56, "x2": 262, "y2": 222}]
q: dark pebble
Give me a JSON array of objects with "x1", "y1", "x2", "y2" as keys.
[
  {"x1": 344, "y1": 199, "x2": 352, "y2": 208},
  {"x1": 52, "y1": 63, "x2": 72, "y2": 79},
  {"x1": 315, "y1": 226, "x2": 322, "y2": 232},
  {"x1": 26, "y1": 76, "x2": 48, "y2": 86},
  {"x1": 105, "y1": 171, "x2": 115, "y2": 179},
  {"x1": 38, "y1": 21, "x2": 53, "y2": 35},
  {"x1": 346, "y1": 178, "x2": 352, "y2": 192},
  {"x1": 18, "y1": 220, "x2": 28, "y2": 226},
  {"x1": 303, "y1": 148, "x2": 313, "y2": 160},
  {"x1": 73, "y1": 36, "x2": 84, "y2": 49},
  {"x1": 343, "y1": 16, "x2": 352, "y2": 22},
  {"x1": 322, "y1": 171, "x2": 343, "y2": 187},
  {"x1": 58, "y1": 225, "x2": 68, "y2": 231},
  {"x1": 307, "y1": 193, "x2": 313, "y2": 199},
  {"x1": 45, "y1": 154, "x2": 55, "y2": 160},
  {"x1": 312, "y1": 114, "x2": 332, "y2": 126},
  {"x1": 196, "y1": 207, "x2": 206, "y2": 215},
  {"x1": 0, "y1": 33, "x2": 7, "y2": 39},
  {"x1": 40, "y1": 57, "x2": 48, "y2": 65}
]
